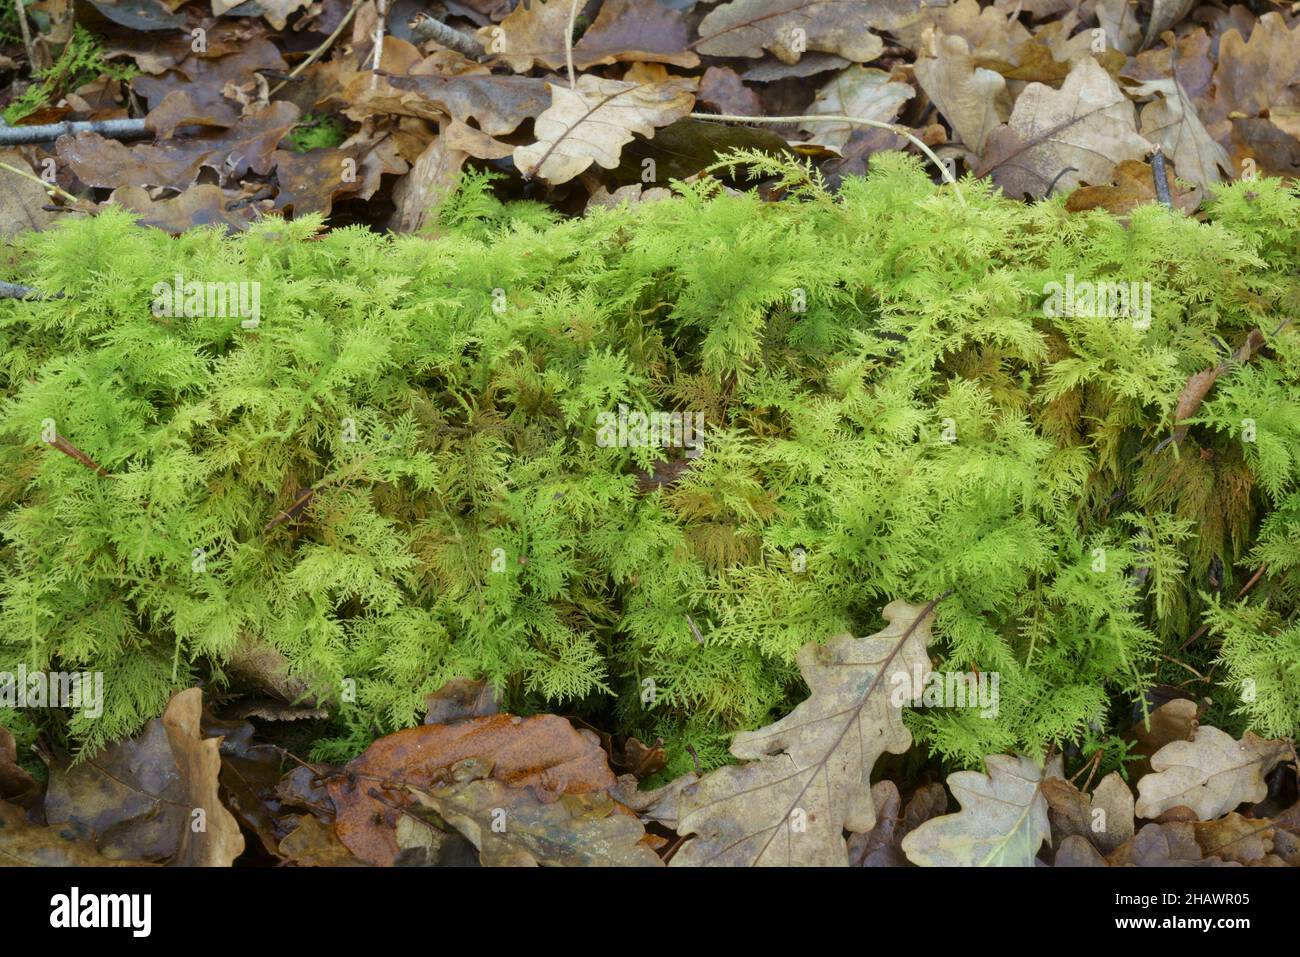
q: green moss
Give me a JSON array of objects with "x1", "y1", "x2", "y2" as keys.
[{"x1": 1, "y1": 155, "x2": 1298, "y2": 769}]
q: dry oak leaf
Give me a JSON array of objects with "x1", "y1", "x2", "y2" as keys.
[
  {"x1": 893, "y1": 0, "x2": 1032, "y2": 62},
  {"x1": 669, "y1": 599, "x2": 938, "y2": 867},
  {"x1": 913, "y1": 32, "x2": 1008, "y2": 155},
  {"x1": 43, "y1": 688, "x2": 245, "y2": 866},
  {"x1": 0, "y1": 150, "x2": 60, "y2": 238},
  {"x1": 475, "y1": 0, "x2": 572, "y2": 73},
  {"x1": 327, "y1": 713, "x2": 619, "y2": 866},
  {"x1": 1134, "y1": 727, "x2": 1291, "y2": 822},
  {"x1": 977, "y1": 56, "x2": 1152, "y2": 199},
  {"x1": 796, "y1": 65, "x2": 915, "y2": 152},
  {"x1": 902, "y1": 754, "x2": 1061, "y2": 866},
  {"x1": 1129, "y1": 77, "x2": 1231, "y2": 186},
  {"x1": 1192, "y1": 811, "x2": 1277, "y2": 865},
  {"x1": 408, "y1": 763, "x2": 663, "y2": 867},
  {"x1": 1041, "y1": 770, "x2": 1135, "y2": 856},
  {"x1": 0, "y1": 800, "x2": 156, "y2": 867},
  {"x1": 1108, "y1": 821, "x2": 1238, "y2": 866},
  {"x1": 109, "y1": 184, "x2": 256, "y2": 234},
  {"x1": 1063, "y1": 158, "x2": 1201, "y2": 215},
  {"x1": 343, "y1": 73, "x2": 550, "y2": 136},
  {"x1": 514, "y1": 74, "x2": 697, "y2": 184},
  {"x1": 1209, "y1": 13, "x2": 1300, "y2": 141},
  {"x1": 389, "y1": 135, "x2": 470, "y2": 233},
  {"x1": 695, "y1": 0, "x2": 885, "y2": 65}
]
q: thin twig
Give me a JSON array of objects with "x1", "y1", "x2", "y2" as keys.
[
  {"x1": 0, "y1": 160, "x2": 82, "y2": 205},
  {"x1": 269, "y1": 0, "x2": 363, "y2": 96},
  {"x1": 565, "y1": 0, "x2": 582, "y2": 89},
  {"x1": 13, "y1": 0, "x2": 38, "y2": 72},
  {"x1": 409, "y1": 12, "x2": 483, "y2": 58},
  {"x1": 370, "y1": 0, "x2": 390, "y2": 87},
  {"x1": 46, "y1": 434, "x2": 110, "y2": 476},
  {"x1": 687, "y1": 112, "x2": 964, "y2": 203},
  {"x1": 1177, "y1": 563, "x2": 1268, "y2": 652},
  {"x1": 0, "y1": 117, "x2": 149, "y2": 146},
  {"x1": 0, "y1": 279, "x2": 57, "y2": 300}
]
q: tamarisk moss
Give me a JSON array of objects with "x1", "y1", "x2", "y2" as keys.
[{"x1": 2, "y1": 155, "x2": 1299, "y2": 775}]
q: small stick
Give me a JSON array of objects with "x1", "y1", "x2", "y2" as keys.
[
  {"x1": 565, "y1": 0, "x2": 582, "y2": 89},
  {"x1": 371, "y1": 0, "x2": 389, "y2": 81},
  {"x1": 0, "y1": 117, "x2": 150, "y2": 146},
  {"x1": 1150, "y1": 146, "x2": 1172, "y2": 208},
  {"x1": 12, "y1": 0, "x2": 39, "y2": 72},
  {"x1": 0, "y1": 159, "x2": 83, "y2": 205},
  {"x1": 409, "y1": 13, "x2": 483, "y2": 58},
  {"x1": 0, "y1": 279, "x2": 58, "y2": 300},
  {"x1": 269, "y1": 0, "x2": 363, "y2": 96},
  {"x1": 46, "y1": 434, "x2": 110, "y2": 476}
]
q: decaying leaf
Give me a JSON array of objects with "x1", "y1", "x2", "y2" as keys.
[
  {"x1": 408, "y1": 761, "x2": 663, "y2": 866},
  {"x1": 1123, "y1": 697, "x2": 1199, "y2": 779},
  {"x1": 669, "y1": 599, "x2": 938, "y2": 866},
  {"x1": 695, "y1": 0, "x2": 884, "y2": 64},
  {"x1": 1109, "y1": 821, "x2": 1238, "y2": 866},
  {"x1": 1192, "y1": 811, "x2": 1276, "y2": 865},
  {"x1": 514, "y1": 75, "x2": 696, "y2": 184},
  {"x1": 1129, "y1": 78, "x2": 1231, "y2": 186},
  {"x1": 43, "y1": 688, "x2": 245, "y2": 865},
  {"x1": 846, "y1": 780, "x2": 947, "y2": 867},
  {"x1": 0, "y1": 150, "x2": 61, "y2": 238},
  {"x1": 902, "y1": 754, "x2": 1061, "y2": 866},
  {"x1": 388, "y1": 136, "x2": 469, "y2": 233},
  {"x1": 1063, "y1": 158, "x2": 1201, "y2": 215},
  {"x1": 0, "y1": 800, "x2": 155, "y2": 867},
  {"x1": 978, "y1": 57, "x2": 1152, "y2": 199},
  {"x1": 327, "y1": 713, "x2": 620, "y2": 865},
  {"x1": 1135, "y1": 728, "x2": 1291, "y2": 822},
  {"x1": 0, "y1": 727, "x2": 37, "y2": 806}
]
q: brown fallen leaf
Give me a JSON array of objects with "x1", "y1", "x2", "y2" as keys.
[
  {"x1": 893, "y1": 0, "x2": 1033, "y2": 62},
  {"x1": 422, "y1": 677, "x2": 501, "y2": 725},
  {"x1": 0, "y1": 800, "x2": 155, "y2": 867},
  {"x1": 695, "y1": 0, "x2": 885, "y2": 64},
  {"x1": 342, "y1": 73, "x2": 550, "y2": 136},
  {"x1": 670, "y1": 599, "x2": 939, "y2": 866},
  {"x1": 1192, "y1": 811, "x2": 1277, "y2": 865},
  {"x1": 847, "y1": 780, "x2": 947, "y2": 867},
  {"x1": 109, "y1": 184, "x2": 256, "y2": 234},
  {"x1": 1054, "y1": 833, "x2": 1109, "y2": 866},
  {"x1": 388, "y1": 135, "x2": 469, "y2": 233},
  {"x1": 1063, "y1": 159, "x2": 1201, "y2": 215},
  {"x1": 1134, "y1": 727, "x2": 1291, "y2": 821},
  {"x1": 43, "y1": 688, "x2": 245, "y2": 865},
  {"x1": 0, "y1": 150, "x2": 61, "y2": 238},
  {"x1": 407, "y1": 761, "x2": 662, "y2": 866},
  {"x1": 327, "y1": 713, "x2": 618, "y2": 865},
  {"x1": 0, "y1": 727, "x2": 38, "y2": 806},
  {"x1": 1109, "y1": 821, "x2": 1238, "y2": 866},
  {"x1": 271, "y1": 147, "x2": 371, "y2": 217},
  {"x1": 697, "y1": 65, "x2": 764, "y2": 117},
  {"x1": 1042, "y1": 770, "x2": 1135, "y2": 856},
  {"x1": 902, "y1": 754, "x2": 1061, "y2": 867},
  {"x1": 1091, "y1": 772, "x2": 1136, "y2": 855},
  {"x1": 573, "y1": 0, "x2": 700, "y2": 70},
  {"x1": 277, "y1": 814, "x2": 367, "y2": 866},
  {"x1": 1122, "y1": 697, "x2": 1199, "y2": 779},
  {"x1": 514, "y1": 74, "x2": 697, "y2": 184},
  {"x1": 978, "y1": 57, "x2": 1152, "y2": 199}
]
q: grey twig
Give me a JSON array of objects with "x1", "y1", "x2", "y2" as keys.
[
  {"x1": 409, "y1": 13, "x2": 485, "y2": 58},
  {"x1": 1150, "y1": 146, "x2": 1172, "y2": 208},
  {"x1": 0, "y1": 117, "x2": 150, "y2": 146},
  {"x1": 0, "y1": 280, "x2": 61, "y2": 300}
]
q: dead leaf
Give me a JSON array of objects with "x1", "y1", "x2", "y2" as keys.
[
  {"x1": 1192, "y1": 811, "x2": 1276, "y2": 865},
  {"x1": 1142, "y1": 0, "x2": 1197, "y2": 51},
  {"x1": 1064, "y1": 158, "x2": 1201, "y2": 214},
  {"x1": 1122, "y1": 697, "x2": 1199, "y2": 779},
  {"x1": 0, "y1": 800, "x2": 155, "y2": 866},
  {"x1": 0, "y1": 728, "x2": 38, "y2": 806},
  {"x1": 342, "y1": 73, "x2": 550, "y2": 135},
  {"x1": 1109, "y1": 821, "x2": 1238, "y2": 866},
  {"x1": 796, "y1": 65, "x2": 915, "y2": 152},
  {"x1": 1135, "y1": 727, "x2": 1291, "y2": 821},
  {"x1": 278, "y1": 814, "x2": 367, "y2": 866},
  {"x1": 423, "y1": 677, "x2": 501, "y2": 725},
  {"x1": 914, "y1": 32, "x2": 1008, "y2": 154},
  {"x1": 514, "y1": 75, "x2": 697, "y2": 184},
  {"x1": 408, "y1": 764, "x2": 663, "y2": 866},
  {"x1": 328, "y1": 713, "x2": 619, "y2": 865},
  {"x1": 571, "y1": 0, "x2": 700, "y2": 69},
  {"x1": 0, "y1": 150, "x2": 59, "y2": 238},
  {"x1": 902, "y1": 754, "x2": 1061, "y2": 867},
  {"x1": 670, "y1": 599, "x2": 938, "y2": 866},
  {"x1": 389, "y1": 136, "x2": 469, "y2": 233},
  {"x1": 1129, "y1": 77, "x2": 1231, "y2": 186},
  {"x1": 1054, "y1": 833, "x2": 1108, "y2": 865},
  {"x1": 1091, "y1": 772, "x2": 1136, "y2": 854},
  {"x1": 43, "y1": 688, "x2": 245, "y2": 865},
  {"x1": 697, "y1": 65, "x2": 764, "y2": 117},
  {"x1": 978, "y1": 56, "x2": 1153, "y2": 199},
  {"x1": 109, "y1": 184, "x2": 256, "y2": 234},
  {"x1": 695, "y1": 0, "x2": 884, "y2": 64}
]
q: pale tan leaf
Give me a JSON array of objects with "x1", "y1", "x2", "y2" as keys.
[
  {"x1": 1134, "y1": 727, "x2": 1291, "y2": 821},
  {"x1": 795, "y1": 65, "x2": 915, "y2": 151},
  {"x1": 901, "y1": 754, "x2": 1062, "y2": 866},
  {"x1": 978, "y1": 57, "x2": 1152, "y2": 199},
  {"x1": 696, "y1": 0, "x2": 884, "y2": 64},
  {"x1": 913, "y1": 33, "x2": 1008, "y2": 154},
  {"x1": 669, "y1": 599, "x2": 938, "y2": 867},
  {"x1": 390, "y1": 136, "x2": 470, "y2": 233},
  {"x1": 514, "y1": 75, "x2": 696, "y2": 185},
  {"x1": 1090, "y1": 772, "x2": 1135, "y2": 854},
  {"x1": 1130, "y1": 78, "x2": 1231, "y2": 186}
]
